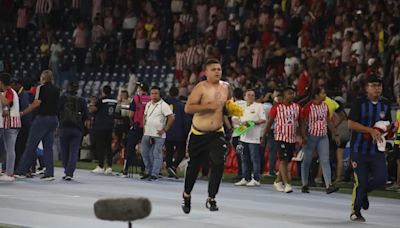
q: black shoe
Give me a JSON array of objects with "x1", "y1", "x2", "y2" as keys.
[
  {"x1": 181, "y1": 193, "x2": 191, "y2": 214},
  {"x1": 362, "y1": 194, "x2": 369, "y2": 210},
  {"x1": 140, "y1": 174, "x2": 150, "y2": 180},
  {"x1": 205, "y1": 198, "x2": 219, "y2": 212},
  {"x1": 301, "y1": 185, "x2": 310, "y2": 193},
  {"x1": 148, "y1": 175, "x2": 158, "y2": 181},
  {"x1": 62, "y1": 175, "x2": 73, "y2": 181},
  {"x1": 350, "y1": 211, "x2": 366, "y2": 222},
  {"x1": 167, "y1": 167, "x2": 178, "y2": 179},
  {"x1": 326, "y1": 185, "x2": 339, "y2": 194},
  {"x1": 40, "y1": 176, "x2": 55, "y2": 181}
]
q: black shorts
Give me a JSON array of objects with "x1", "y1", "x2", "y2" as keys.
[
  {"x1": 188, "y1": 132, "x2": 228, "y2": 165},
  {"x1": 394, "y1": 144, "x2": 400, "y2": 160},
  {"x1": 276, "y1": 141, "x2": 296, "y2": 162}
]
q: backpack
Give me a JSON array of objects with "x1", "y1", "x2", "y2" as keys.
[
  {"x1": 133, "y1": 95, "x2": 151, "y2": 128},
  {"x1": 60, "y1": 94, "x2": 82, "y2": 126}
]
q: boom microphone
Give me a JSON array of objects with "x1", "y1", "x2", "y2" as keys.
[{"x1": 94, "y1": 197, "x2": 151, "y2": 222}]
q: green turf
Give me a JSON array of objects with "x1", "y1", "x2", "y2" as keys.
[{"x1": 53, "y1": 161, "x2": 400, "y2": 199}]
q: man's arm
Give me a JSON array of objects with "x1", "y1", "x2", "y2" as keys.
[
  {"x1": 21, "y1": 99, "x2": 41, "y2": 116},
  {"x1": 263, "y1": 118, "x2": 274, "y2": 137},
  {"x1": 348, "y1": 120, "x2": 382, "y2": 142},
  {"x1": 0, "y1": 93, "x2": 12, "y2": 106},
  {"x1": 158, "y1": 114, "x2": 175, "y2": 136}
]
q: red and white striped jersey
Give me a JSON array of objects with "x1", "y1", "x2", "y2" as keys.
[
  {"x1": 185, "y1": 46, "x2": 204, "y2": 66},
  {"x1": 301, "y1": 101, "x2": 329, "y2": 137},
  {"x1": 72, "y1": 0, "x2": 81, "y2": 8},
  {"x1": 252, "y1": 47, "x2": 263, "y2": 69},
  {"x1": 175, "y1": 51, "x2": 186, "y2": 71},
  {"x1": 35, "y1": 0, "x2": 52, "y2": 14},
  {"x1": 269, "y1": 102, "x2": 301, "y2": 143},
  {"x1": 179, "y1": 14, "x2": 193, "y2": 32}
]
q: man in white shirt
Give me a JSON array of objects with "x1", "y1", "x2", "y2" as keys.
[
  {"x1": 140, "y1": 86, "x2": 175, "y2": 180},
  {"x1": 234, "y1": 90, "x2": 266, "y2": 186},
  {"x1": 284, "y1": 51, "x2": 300, "y2": 77}
]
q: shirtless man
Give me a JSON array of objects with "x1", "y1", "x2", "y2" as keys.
[{"x1": 181, "y1": 59, "x2": 230, "y2": 214}]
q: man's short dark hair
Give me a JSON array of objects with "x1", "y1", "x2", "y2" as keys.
[
  {"x1": 281, "y1": 86, "x2": 295, "y2": 93},
  {"x1": 233, "y1": 88, "x2": 243, "y2": 100},
  {"x1": 0, "y1": 73, "x2": 11, "y2": 86},
  {"x1": 103, "y1": 85, "x2": 111, "y2": 95},
  {"x1": 203, "y1": 59, "x2": 220, "y2": 69},
  {"x1": 151, "y1": 86, "x2": 161, "y2": 91},
  {"x1": 169, "y1": 86, "x2": 179, "y2": 97}
]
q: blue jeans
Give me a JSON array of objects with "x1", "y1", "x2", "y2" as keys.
[
  {"x1": 60, "y1": 127, "x2": 83, "y2": 177},
  {"x1": 350, "y1": 152, "x2": 387, "y2": 213},
  {"x1": 240, "y1": 141, "x2": 261, "y2": 181},
  {"x1": 140, "y1": 135, "x2": 165, "y2": 177},
  {"x1": 18, "y1": 116, "x2": 59, "y2": 177},
  {"x1": 0, "y1": 128, "x2": 19, "y2": 175},
  {"x1": 301, "y1": 134, "x2": 331, "y2": 186}
]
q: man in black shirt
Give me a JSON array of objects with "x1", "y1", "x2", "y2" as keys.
[
  {"x1": 16, "y1": 70, "x2": 60, "y2": 181},
  {"x1": 347, "y1": 75, "x2": 392, "y2": 222},
  {"x1": 90, "y1": 85, "x2": 117, "y2": 174},
  {"x1": 58, "y1": 81, "x2": 89, "y2": 180}
]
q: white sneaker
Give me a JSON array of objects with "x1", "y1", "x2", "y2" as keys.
[
  {"x1": 246, "y1": 179, "x2": 261, "y2": 187},
  {"x1": 104, "y1": 168, "x2": 113, "y2": 175},
  {"x1": 91, "y1": 166, "x2": 104, "y2": 174},
  {"x1": 284, "y1": 184, "x2": 293, "y2": 193},
  {"x1": 0, "y1": 175, "x2": 15, "y2": 182},
  {"x1": 234, "y1": 178, "x2": 249, "y2": 186},
  {"x1": 273, "y1": 181, "x2": 284, "y2": 192},
  {"x1": 35, "y1": 168, "x2": 46, "y2": 175}
]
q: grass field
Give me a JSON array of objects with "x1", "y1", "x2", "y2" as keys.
[{"x1": 53, "y1": 160, "x2": 400, "y2": 199}]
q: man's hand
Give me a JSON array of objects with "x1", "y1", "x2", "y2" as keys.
[
  {"x1": 369, "y1": 128, "x2": 383, "y2": 143},
  {"x1": 206, "y1": 101, "x2": 222, "y2": 111},
  {"x1": 260, "y1": 136, "x2": 266, "y2": 146},
  {"x1": 157, "y1": 129, "x2": 166, "y2": 136}
]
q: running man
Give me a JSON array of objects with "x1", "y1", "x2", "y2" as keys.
[{"x1": 181, "y1": 59, "x2": 230, "y2": 214}]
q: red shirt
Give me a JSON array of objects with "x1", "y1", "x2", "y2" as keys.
[
  {"x1": 301, "y1": 101, "x2": 329, "y2": 136},
  {"x1": 297, "y1": 70, "x2": 309, "y2": 97},
  {"x1": 269, "y1": 102, "x2": 301, "y2": 143}
]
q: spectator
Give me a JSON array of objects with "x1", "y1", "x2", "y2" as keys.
[
  {"x1": 49, "y1": 37, "x2": 64, "y2": 86},
  {"x1": 165, "y1": 87, "x2": 189, "y2": 179},
  {"x1": 300, "y1": 87, "x2": 340, "y2": 194},
  {"x1": 16, "y1": 70, "x2": 60, "y2": 181},
  {"x1": 11, "y1": 78, "x2": 33, "y2": 172},
  {"x1": 120, "y1": 83, "x2": 150, "y2": 177},
  {"x1": 0, "y1": 73, "x2": 21, "y2": 182},
  {"x1": 234, "y1": 89, "x2": 266, "y2": 187},
  {"x1": 58, "y1": 81, "x2": 89, "y2": 180},
  {"x1": 140, "y1": 86, "x2": 175, "y2": 180},
  {"x1": 39, "y1": 38, "x2": 50, "y2": 71},
  {"x1": 90, "y1": 85, "x2": 117, "y2": 175},
  {"x1": 72, "y1": 21, "x2": 89, "y2": 72},
  {"x1": 263, "y1": 87, "x2": 300, "y2": 193}
]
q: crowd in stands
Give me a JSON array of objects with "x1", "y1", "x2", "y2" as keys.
[{"x1": 0, "y1": 0, "x2": 400, "y2": 194}]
